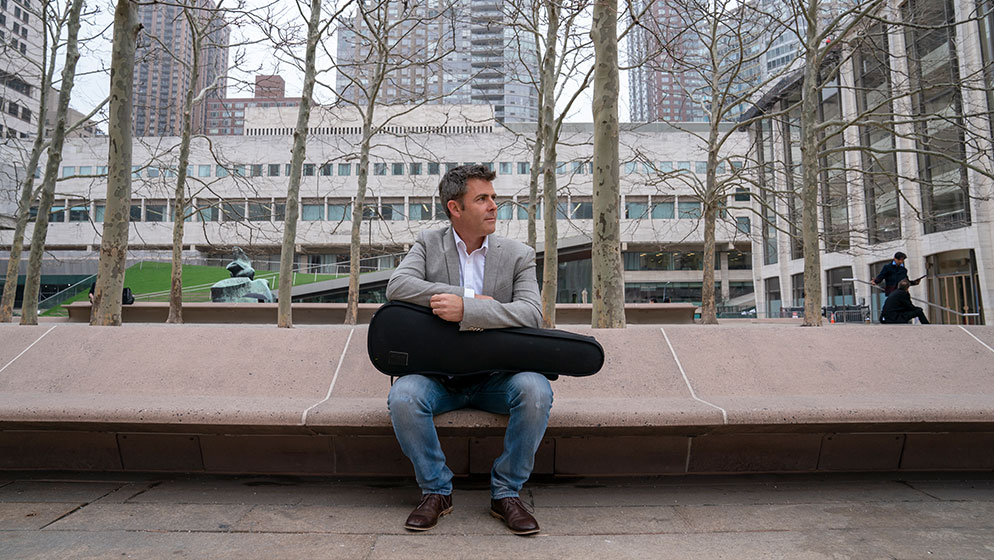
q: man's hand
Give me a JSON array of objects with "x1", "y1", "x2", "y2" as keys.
[{"x1": 430, "y1": 293, "x2": 464, "y2": 322}]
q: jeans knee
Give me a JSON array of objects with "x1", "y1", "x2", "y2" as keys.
[
  {"x1": 387, "y1": 376, "x2": 431, "y2": 419},
  {"x1": 509, "y1": 372, "x2": 553, "y2": 412}
]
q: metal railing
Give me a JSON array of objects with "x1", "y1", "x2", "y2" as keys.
[
  {"x1": 843, "y1": 277, "x2": 981, "y2": 320},
  {"x1": 36, "y1": 274, "x2": 96, "y2": 313}
]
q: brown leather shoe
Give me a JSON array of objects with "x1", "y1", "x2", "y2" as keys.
[
  {"x1": 490, "y1": 497, "x2": 540, "y2": 535},
  {"x1": 404, "y1": 493, "x2": 453, "y2": 531}
]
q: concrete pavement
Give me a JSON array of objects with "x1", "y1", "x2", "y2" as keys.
[{"x1": 2, "y1": 472, "x2": 993, "y2": 559}]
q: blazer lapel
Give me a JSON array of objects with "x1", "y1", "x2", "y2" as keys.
[
  {"x1": 483, "y1": 236, "x2": 503, "y2": 297},
  {"x1": 441, "y1": 226, "x2": 461, "y2": 286}
]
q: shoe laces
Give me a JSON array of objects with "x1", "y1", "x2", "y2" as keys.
[{"x1": 501, "y1": 496, "x2": 535, "y2": 514}]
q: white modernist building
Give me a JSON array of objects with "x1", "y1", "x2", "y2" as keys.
[{"x1": 1, "y1": 104, "x2": 755, "y2": 306}]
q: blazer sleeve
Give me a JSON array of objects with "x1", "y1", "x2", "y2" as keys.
[
  {"x1": 459, "y1": 245, "x2": 542, "y2": 331},
  {"x1": 385, "y1": 231, "x2": 463, "y2": 306}
]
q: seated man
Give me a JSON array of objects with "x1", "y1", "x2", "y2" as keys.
[
  {"x1": 385, "y1": 164, "x2": 552, "y2": 536},
  {"x1": 880, "y1": 279, "x2": 930, "y2": 324}
]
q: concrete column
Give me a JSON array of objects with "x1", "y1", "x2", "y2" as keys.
[{"x1": 720, "y1": 252, "x2": 730, "y2": 302}]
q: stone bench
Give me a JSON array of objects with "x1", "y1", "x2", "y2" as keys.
[
  {"x1": 1, "y1": 322, "x2": 992, "y2": 476},
  {"x1": 64, "y1": 302, "x2": 699, "y2": 325}
]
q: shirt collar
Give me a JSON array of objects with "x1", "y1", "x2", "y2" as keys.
[{"x1": 452, "y1": 227, "x2": 488, "y2": 255}]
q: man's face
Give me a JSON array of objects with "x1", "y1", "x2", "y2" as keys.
[
  {"x1": 896, "y1": 257, "x2": 905, "y2": 265},
  {"x1": 449, "y1": 177, "x2": 497, "y2": 239}
]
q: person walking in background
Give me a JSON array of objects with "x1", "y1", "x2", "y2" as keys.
[
  {"x1": 880, "y1": 280, "x2": 930, "y2": 324},
  {"x1": 871, "y1": 252, "x2": 922, "y2": 296}
]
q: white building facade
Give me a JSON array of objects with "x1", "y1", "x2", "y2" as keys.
[
  {"x1": 2, "y1": 105, "x2": 754, "y2": 306},
  {"x1": 746, "y1": 0, "x2": 994, "y2": 325}
]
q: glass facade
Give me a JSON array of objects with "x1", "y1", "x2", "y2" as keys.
[
  {"x1": 819, "y1": 72, "x2": 850, "y2": 251},
  {"x1": 855, "y1": 23, "x2": 901, "y2": 244},
  {"x1": 904, "y1": 0, "x2": 971, "y2": 234}
]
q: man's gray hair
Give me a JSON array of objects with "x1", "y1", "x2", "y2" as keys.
[{"x1": 438, "y1": 164, "x2": 497, "y2": 219}]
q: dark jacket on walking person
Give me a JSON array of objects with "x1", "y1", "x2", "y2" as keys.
[
  {"x1": 872, "y1": 251, "x2": 920, "y2": 296},
  {"x1": 881, "y1": 280, "x2": 930, "y2": 324}
]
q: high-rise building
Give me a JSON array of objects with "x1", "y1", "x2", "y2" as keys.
[
  {"x1": 1, "y1": 0, "x2": 43, "y2": 140},
  {"x1": 627, "y1": 0, "x2": 707, "y2": 123},
  {"x1": 335, "y1": 0, "x2": 539, "y2": 123},
  {"x1": 206, "y1": 75, "x2": 301, "y2": 136},
  {"x1": 132, "y1": 0, "x2": 230, "y2": 137}
]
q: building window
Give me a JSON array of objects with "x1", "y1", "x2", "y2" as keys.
[
  {"x1": 248, "y1": 201, "x2": 272, "y2": 221},
  {"x1": 222, "y1": 201, "x2": 245, "y2": 221},
  {"x1": 94, "y1": 205, "x2": 105, "y2": 222},
  {"x1": 517, "y1": 201, "x2": 541, "y2": 220},
  {"x1": 146, "y1": 203, "x2": 167, "y2": 222},
  {"x1": 198, "y1": 165, "x2": 211, "y2": 177},
  {"x1": 428, "y1": 162, "x2": 440, "y2": 175},
  {"x1": 391, "y1": 162, "x2": 404, "y2": 175},
  {"x1": 302, "y1": 203, "x2": 323, "y2": 221},
  {"x1": 517, "y1": 161, "x2": 530, "y2": 175},
  {"x1": 320, "y1": 163, "x2": 332, "y2": 176},
  {"x1": 826, "y1": 266, "x2": 855, "y2": 306},
  {"x1": 130, "y1": 204, "x2": 142, "y2": 222},
  {"x1": 765, "y1": 277, "x2": 782, "y2": 319},
  {"x1": 62, "y1": 166, "x2": 75, "y2": 178},
  {"x1": 409, "y1": 200, "x2": 433, "y2": 220},
  {"x1": 302, "y1": 163, "x2": 315, "y2": 176},
  {"x1": 409, "y1": 162, "x2": 422, "y2": 175},
  {"x1": 251, "y1": 164, "x2": 263, "y2": 177},
  {"x1": 791, "y1": 273, "x2": 805, "y2": 308},
  {"x1": 68, "y1": 205, "x2": 89, "y2": 222},
  {"x1": 374, "y1": 162, "x2": 387, "y2": 176},
  {"x1": 327, "y1": 203, "x2": 351, "y2": 221},
  {"x1": 499, "y1": 162, "x2": 512, "y2": 175},
  {"x1": 903, "y1": 0, "x2": 971, "y2": 233},
  {"x1": 677, "y1": 201, "x2": 701, "y2": 219},
  {"x1": 267, "y1": 164, "x2": 280, "y2": 177},
  {"x1": 216, "y1": 165, "x2": 228, "y2": 177},
  {"x1": 736, "y1": 216, "x2": 750, "y2": 234},
  {"x1": 651, "y1": 200, "x2": 674, "y2": 219},
  {"x1": 338, "y1": 163, "x2": 351, "y2": 176},
  {"x1": 625, "y1": 200, "x2": 648, "y2": 220}
]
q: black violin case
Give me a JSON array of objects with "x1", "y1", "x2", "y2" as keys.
[{"x1": 367, "y1": 301, "x2": 604, "y2": 379}]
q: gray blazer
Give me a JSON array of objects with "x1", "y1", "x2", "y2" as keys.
[{"x1": 385, "y1": 226, "x2": 542, "y2": 331}]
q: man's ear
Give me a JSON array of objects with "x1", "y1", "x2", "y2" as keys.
[{"x1": 447, "y1": 199, "x2": 462, "y2": 218}]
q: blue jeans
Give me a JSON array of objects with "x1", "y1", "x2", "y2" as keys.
[{"x1": 387, "y1": 372, "x2": 553, "y2": 499}]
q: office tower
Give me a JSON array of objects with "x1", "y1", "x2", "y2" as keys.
[
  {"x1": 132, "y1": 0, "x2": 230, "y2": 137},
  {"x1": 627, "y1": 0, "x2": 707, "y2": 123},
  {"x1": 206, "y1": 75, "x2": 301, "y2": 136},
  {"x1": 335, "y1": 0, "x2": 539, "y2": 123},
  {"x1": 1, "y1": 0, "x2": 43, "y2": 140}
]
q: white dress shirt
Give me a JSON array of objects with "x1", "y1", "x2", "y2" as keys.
[{"x1": 452, "y1": 228, "x2": 488, "y2": 298}]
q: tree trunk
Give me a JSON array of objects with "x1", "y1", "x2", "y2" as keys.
[
  {"x1": 800, "y1": 1, "x2": 823, "y2": 327},
  {"x1": 345, "y1": 119, "x2": 374, "y2": 325},
  {"x1": 590, "y1": 0, "x2": 625, "y2": 328},
  {"x1": 19, "y1": 0, "x2": 85, "y2": 325},
  {"x1": 276, "y1": 0, "x2": 322, "y2": 328},
  {"x1": 91, "y1": 0, "x2": 140, "y2": 326},
  {"x1": 699, "y1": 147, "x2": 720, "y2": 324},
  {"x1": 526, "y1": 118, "x2": 543, "y2": 249},
  {"x1": 166, "y1": 8, "x2": 203, "y2": 325},
  {"x1": 539, "y1": 0, "x2": 560, "y2": 329}
]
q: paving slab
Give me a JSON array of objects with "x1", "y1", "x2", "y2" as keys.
[
  {"x1": 905, "y1": 478, "x2": 994, "y2": 501},
  {"x1": 366, "y1": 529, "x2": 994, "y2": 560},
  {"x1": 0, "y1": 481, "x2": 123, "y2": 504},
  {"x1": 0, "y1": 325, "x2": 56, "y2": 370},
  {"x1": 962, "y1": 325, "x2": 994, "y2": 353},
  {"x1": 0, "y1": 324, "x2": 351, "y2": 427},
  {"x1": 0, "y1": 502, "x2": 82, "y2": 530},
  {"x1": 530, "y1": 478, "x2": 931, "y2": 507},
  {"x1": 673, "y1": 501, "x2": 994, "y2": 532},
  {"x1": 0, "y1": 531, "x2": 376, "y2": 560},
  {"x1": 661, "y1": 325, "x2": 994, "y2": 424},
  {"x1": 46, "y1": 502, "x2": 254, "y2": 532}
]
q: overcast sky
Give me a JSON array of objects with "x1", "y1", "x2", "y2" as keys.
[{"x1": 70, "y1": 0, "x2": 632, "y2": 126}]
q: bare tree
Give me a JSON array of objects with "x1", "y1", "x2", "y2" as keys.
[
  {"x1": 276, "y1": 0, "x2": 325, "y2": 328},
  {"x1": 590, "y1": 0, "x2": 624, "y2": 327},
  {"x1": 19, "y1": 0, "x2": 86, "y2": 325},
  {"x1": 329, "y1": 0, "x2": 475, "y2": 325},
  {"x1": 91, "y1": 0, "x2": 141, "y2": 326},
  {"x1": 0, "y1": 0, "x2": 59, "y2": 323}
]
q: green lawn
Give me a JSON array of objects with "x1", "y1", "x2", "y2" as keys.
[{"x1": 44, "y1": 261, "x2": 342, "y2": 315}]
